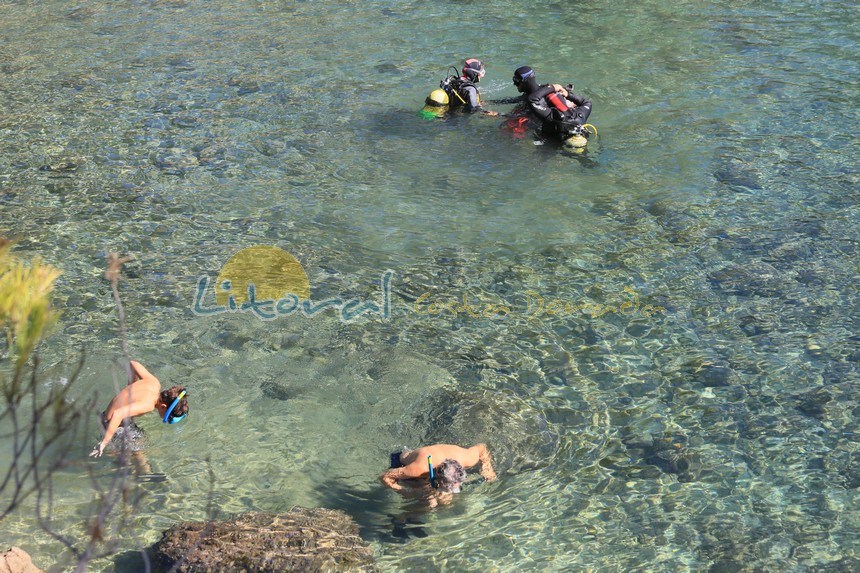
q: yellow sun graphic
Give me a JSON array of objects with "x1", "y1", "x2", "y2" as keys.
[{"x1": 214, "y1": 246, "x2": 310, "y2": 306}]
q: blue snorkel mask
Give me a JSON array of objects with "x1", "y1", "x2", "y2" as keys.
[
  {"x1": 428, "y1": 455, "x2": 436, "y2": 489},
  {"x1": 162, "y1": 390, "x2": 187, "y2": 424}
]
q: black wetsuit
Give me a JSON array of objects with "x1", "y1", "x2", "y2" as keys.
[
  {"x1": 490, "y1": 85, "x2": 592, "y2": 137},
  {"x1": 527, "y1": 84, "x2": 592, "y2": 135}
]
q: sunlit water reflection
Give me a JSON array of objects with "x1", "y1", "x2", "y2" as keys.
[{"x1": 0, "y1": 0, "x2": 857, "y2": 571}]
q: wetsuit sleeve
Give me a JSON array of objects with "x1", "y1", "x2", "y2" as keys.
[
  {"x1": 464, "y1": 85, "x2": 482, "y2": 112},
  {"x1": 567, "y1": 92, "x2": 592, "y2": 124},
  {"x1": 486, "y1": 95, "x2": 525, "y2": 105},
  {"x1": 526, "y1": 85, "x2": 556, "y2": 122}
]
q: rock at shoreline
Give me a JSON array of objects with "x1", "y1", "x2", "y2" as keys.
[
  {"x1": 0, "y1": 547, "x2": 43, "y2": 573},
  {"x1": 153, "y1": 508, "x2": 377, "y2": 572}
]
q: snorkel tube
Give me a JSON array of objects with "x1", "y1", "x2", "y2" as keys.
[
  {"x1": 428, "y1": 455, "x2": 436, "y2": 489},
  {"x1": 162, "y1": 390, "x2": 187, "y2": 424}
]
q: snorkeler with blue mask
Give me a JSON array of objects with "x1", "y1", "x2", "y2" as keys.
[{"x1": 90, "y1": 361, "x2": 189, "y2": 458}]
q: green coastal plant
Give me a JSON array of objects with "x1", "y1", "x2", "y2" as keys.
[
  {"x1": 0, "y1": 239, "x2": 81, "y2": 521},
  {"x1": 0, "y1": 239, "x2": 61, "y2": 390}
]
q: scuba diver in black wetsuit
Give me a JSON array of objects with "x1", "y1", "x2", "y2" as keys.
[
  {"x1": 512, "y1": 65, "x2": 594, "y2": 144},
  {"x1": 437, "y1": 59, "x2": 499, "y2": 116}
]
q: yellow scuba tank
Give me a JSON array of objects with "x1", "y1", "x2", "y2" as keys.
[
  {"x1": 563, "y1": 124, "x2": 598, "y2": 152},
  {"x1": 420, "y1": 89, "x2": 449, "y2": 119},
  {"x1": 425, "y1": 89, "x2": 449, "y2": 107},
  {"x1": 563, "y1": 134, "x2": 589, "y2": 149}
]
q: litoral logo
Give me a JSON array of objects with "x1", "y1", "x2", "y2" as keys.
[{"x1": 192, "y1": 245, "x2": 393, "y2": 322}]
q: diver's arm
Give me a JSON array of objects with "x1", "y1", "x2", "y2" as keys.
[
  {"x1": 567, "y1": 93, "x2": 590, "y2": 108},
  {"x1": 464, "y1": 86, "x2": 500, "y2": 116},
  {"x1": 527, "y1": 85, "x2": 556, "y2": 122},
  {"x1": 566, "y1": 93, "x2": 592, "y2": 123},
  {"x1": 486, "y1": 95, "x2": 525, "y2": 105},
  {"x1": 464, "y1": 86, "x2": 483, "y2": 112}
]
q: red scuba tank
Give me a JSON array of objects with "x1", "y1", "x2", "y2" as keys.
[{"x1": 546, "y1": 91, "x2": 569, "y2": 112}]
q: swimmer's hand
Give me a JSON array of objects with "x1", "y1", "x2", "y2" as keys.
[
  {"x1": 477, "y1": 444, "x2": 496, "y2": 481},
  {"x1": 485, "y1": 110, "x2": 499, "y2": 117},
  {"x1": 433, "y1": 491, "x2": 455, "y2": 507},
  {"x1": 481, "y1": 466, "x2": 497, "y2": 481},
  {"x1": 89, "y1": 443, "x2": 105, "y2": 458},
  {"x1": 380, "y1": 471, "x2": 405, "y2": 492}
]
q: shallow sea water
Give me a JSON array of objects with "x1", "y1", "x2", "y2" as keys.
[{"x1": 0, "y1": 0, "x2": 857, "y2": 571}]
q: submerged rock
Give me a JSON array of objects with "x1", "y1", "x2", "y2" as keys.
[
  {"x1": 38, "y1": 158, "x2": 83, "y2": 173},
  {"x1": 617, "y1": 434, "x2": 698, "y2": 482},
  {"x1": 707, "y1": 261, "x2": 786, "y2": 297},
  {"x1": 694, "y1": 363, "x2": 736, "y2": 388},
  {"x1": 228, "y1": 74, "x2": 262, "y2": 95},
  {"x1": 153, "y1": 508, "x2": 377, "y2": 572},
  {"x1": 150, "y1": 148, "x2": 198, "y2": 174},
  {"x1": 792, "y1": 382, "x2": 857, "y2": 427},
  {"x1": 713, "y1": 159, "x2": 763, "y2": 190},
  {"x1": 260, "y1": 378, "x2": 296, "y2": 401},
  {"x1": 0, "y1": 547, "x2": 43, "y2": 573}
]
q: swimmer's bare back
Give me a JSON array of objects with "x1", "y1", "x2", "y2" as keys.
[
  {"x1": 380, "y1": 443, "x2": 496, "y2": 491},
  {"x1": 399, "y1": 445, "x2": 480, "y2": 468}
]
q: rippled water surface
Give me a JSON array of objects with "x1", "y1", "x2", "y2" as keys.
[{"x1": 1, "y1": 0, "x2": 857, "y2": 571}]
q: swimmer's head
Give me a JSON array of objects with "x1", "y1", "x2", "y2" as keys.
[
  {"x1": 159, "y1": 386, "x2": 188, "y2": 424},
  {"x1": 433, "y1": 459, "x2": 467, "y2": 493}
]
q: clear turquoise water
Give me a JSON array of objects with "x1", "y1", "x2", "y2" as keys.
[{"x1": 0, "y1": 0, "x2": 857, "y2": 571}]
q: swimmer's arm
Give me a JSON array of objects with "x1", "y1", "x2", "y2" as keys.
[
  {"x1": 91, "y1": 397, "x2": 152, "y2": 457},
  {"x1": 380, "y1": 468, "x2": 407, "y2": 492},
  {"x1": 129, "y1": 360, "x2": 155, "y2": 382},
  {"x1": 475, "y1": 443, "x2": 497, "y2": 481},
  {"x1": 380, "y1": 462, "x2": 427, "y2": 492},
  {"x1": 92, "y1": 412, "x2": 124, "y2": 456},
  {"x1": 433, "y1": 492, "x2": 454, "y2": 507}
]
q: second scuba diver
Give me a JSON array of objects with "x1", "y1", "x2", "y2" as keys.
[
  {"x1": 512, "y1": 65, "x2": 593, "y2": 143},
  {"x1": 430, "y1": 58, "x2": 499, "y2": 117}
]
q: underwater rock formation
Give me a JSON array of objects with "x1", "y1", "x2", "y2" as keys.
[{"x1": 154, "y1": 508, "x2": 376, "y2": 572}]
